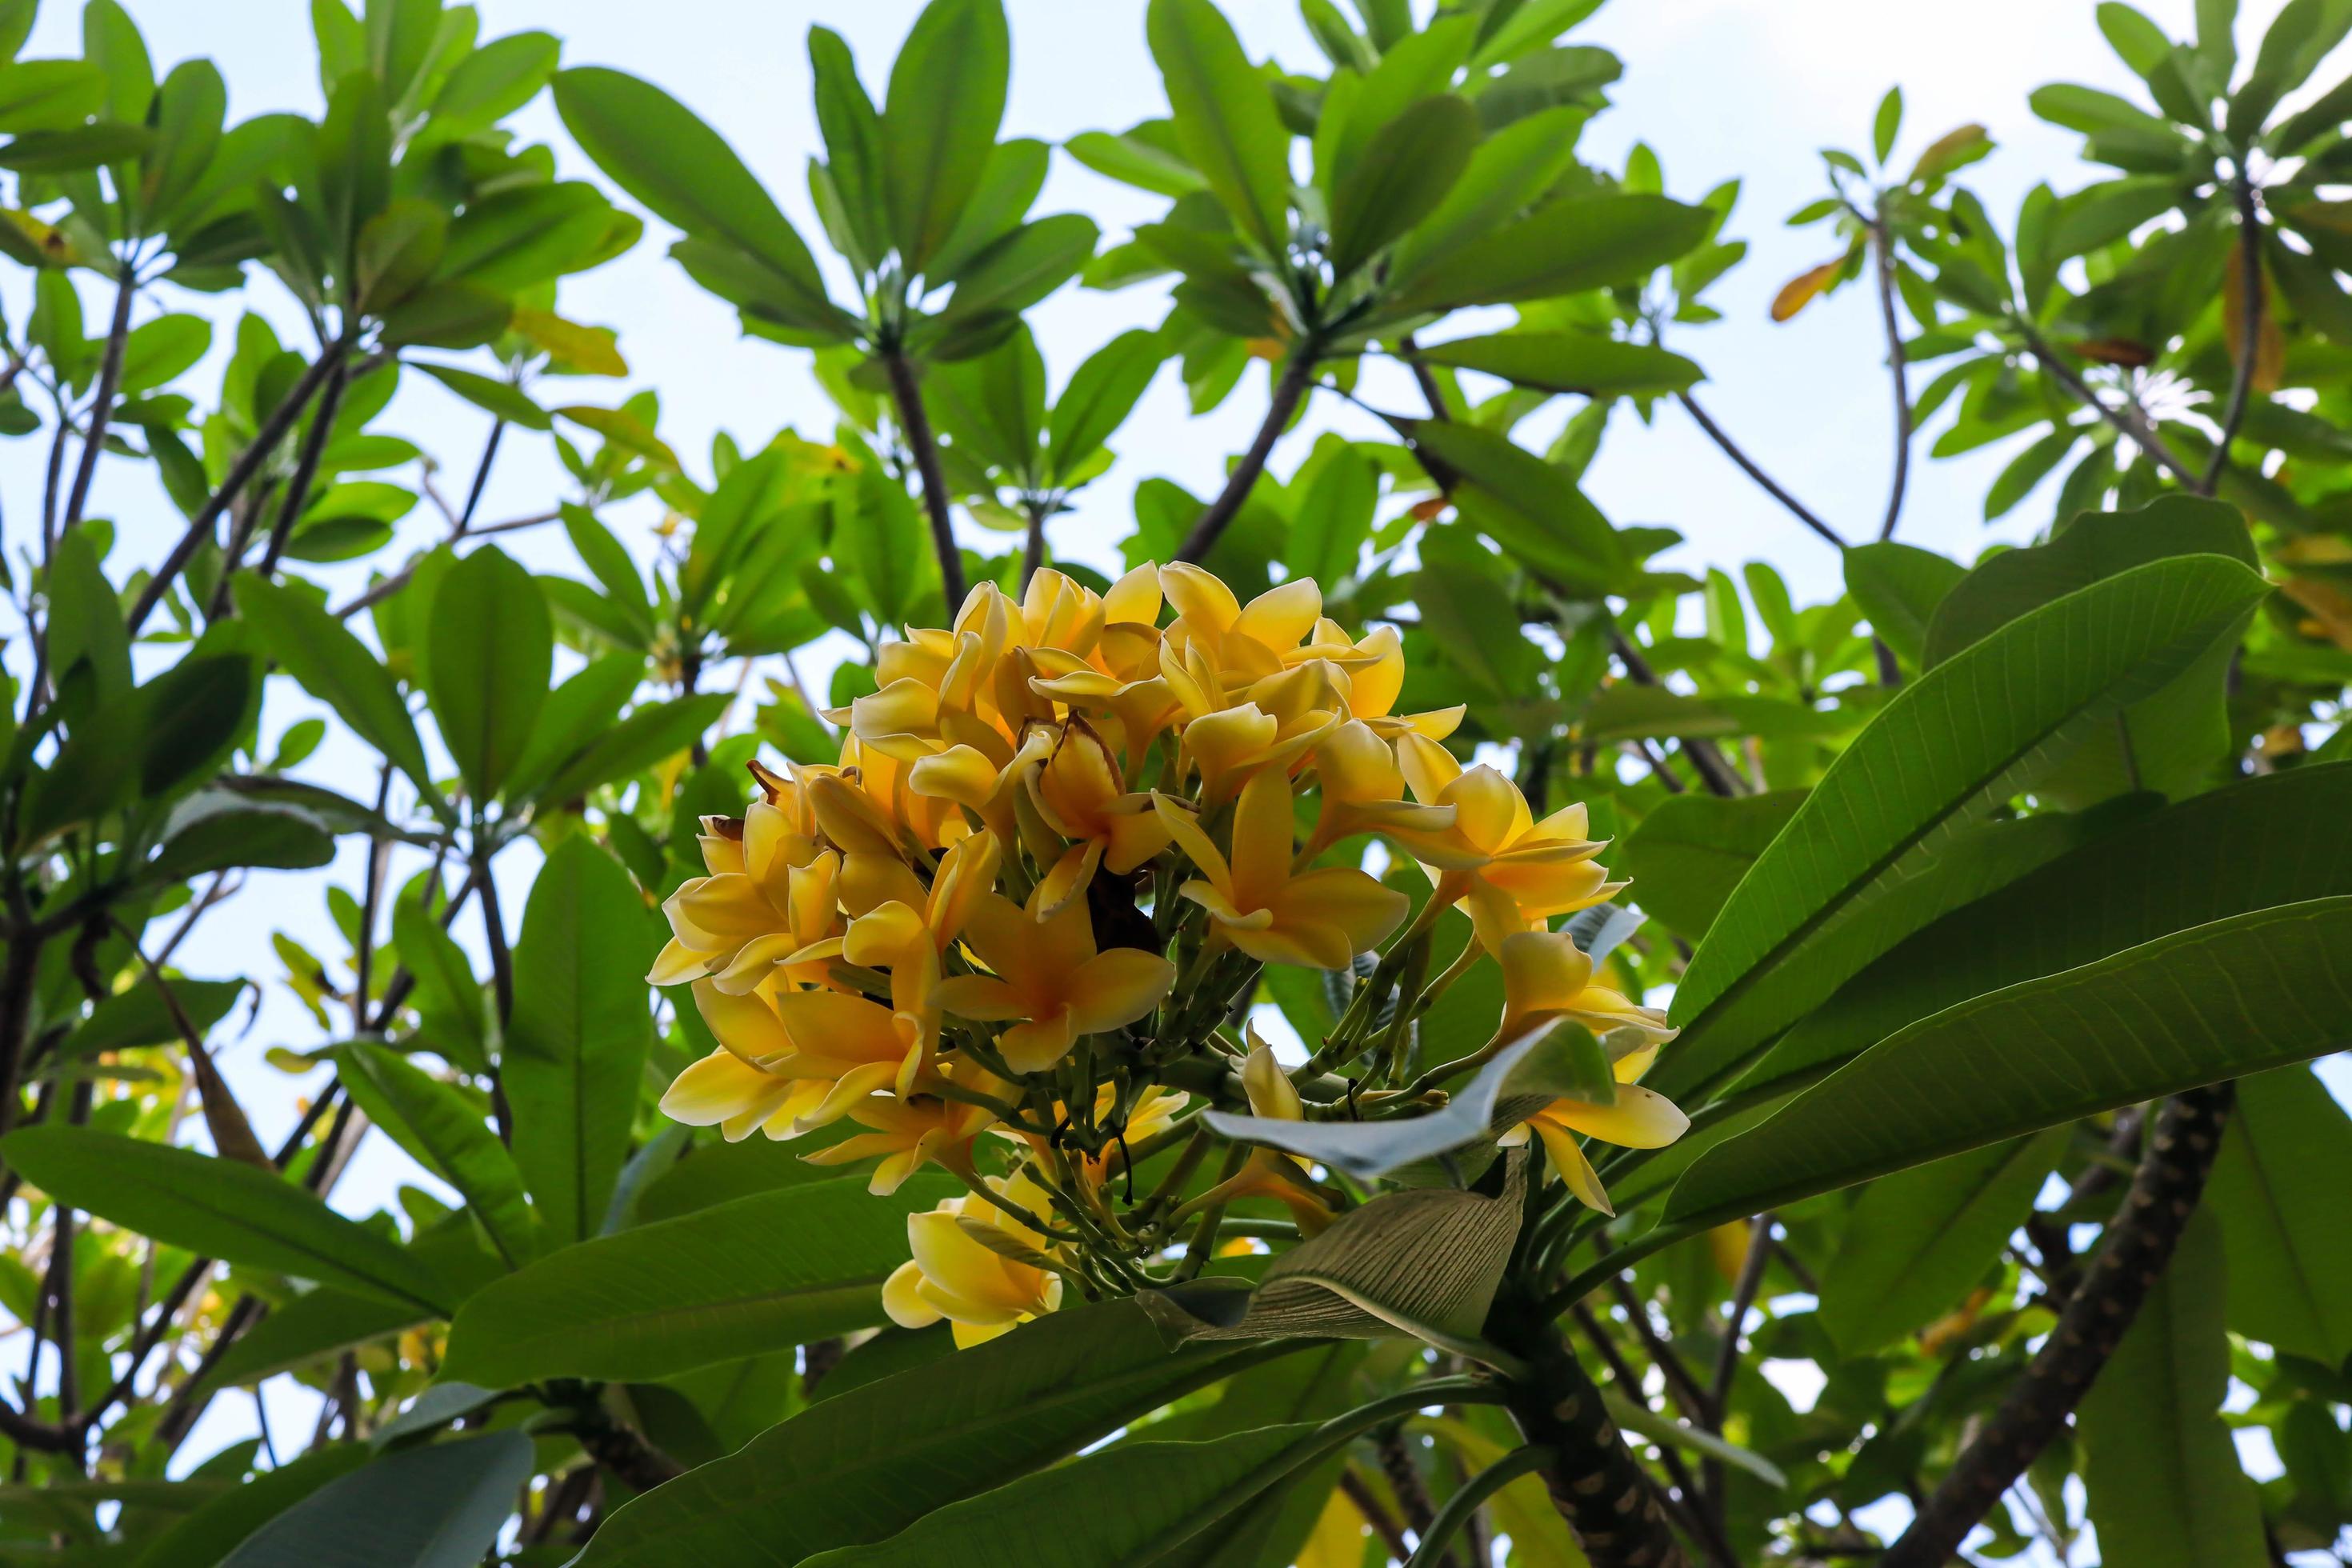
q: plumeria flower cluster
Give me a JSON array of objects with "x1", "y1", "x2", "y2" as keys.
[{"x1": 648, "y1": 562, "x2": 1687, "y2": 1347}]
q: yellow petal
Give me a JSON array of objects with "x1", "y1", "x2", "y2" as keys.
[
  {"x1": 882, "y1": 1258, "x2": 944, "y2": 1329},
  {"x1": 690, "y1": 981, "x2": 795, "y2": 1064},
  {"x1": 1534, "y1": 1120, "x2": 1614, "y2": 1215},
  {"x1": 1161, "y1": 561, "x2": 1239, "y2": 634},
  {"x1": 1233, "y1": 577, "x2": 1322, "y2": 654},
  {"x1": 1064, "y1": 949, "x2": 1178, "y2": 1036},
  {"x1": 1103, "y1": 562, "x2": 1163, "y2": 626},
  {"x1": 907, "y1": 744, "x2": 1004, "y2": 809},
  {"x1": 1540, "y1": 1084, "x2": 1689, "y2": 1150},
  {"x1": 1154, "y1": 794, "x2": 1232, "y2": 894},
  {"x1": 1274, "y1": 868, "x2": 1410, "y2": 959},
  {"x1": 1396, "y1": 731, "x2": 1462, "y2": 805},
  {"x1": 1226, "y1": 767, "x2": 1298, "y2": 910}
]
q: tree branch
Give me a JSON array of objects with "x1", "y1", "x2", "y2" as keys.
[
  {"x1": 60, "y1": 266, "x2": 138, "y2": 540},
  {"x1": 1610, "y1": 634, "x2": 1744, "y2": 798},
  {"x1": 2203, "y1": 176, "x2": 2264, "y2": 498},
  {"x1": 2013, "y1": 322, "x2": 2200, "y2": 490},
  {"x1": 1673, "y1": 390, "x2": 1846, "y2": 550},
  {"x1": 126, "y1": 335, "x2": 354, "y2": 636},
  {"x1": 1177, "y1": 345, "x2": 1315, "y2": 564},
  {"x1": 879, "y1": 346, "x2": 966, "y2": 609},
  {"x1": 253, "y1": 350, "x2": 352, "y2": 582},
  {"x1": 1881, "y1": 1083, "x2": 2235, "y2": 1568},
  {"x1": 1870, "y1": 218, "x2": 1914, "y2": 542}
]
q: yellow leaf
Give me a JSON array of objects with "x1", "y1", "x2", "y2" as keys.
[
  {"x1": 1708, "y1": 1218, "x2": 1751, "y2": 1282},
  {"x1": 1295, "y1": 1480, "x2": 1370, "y2": 1568},
  {"x1": 2282, "y1": 575, "x2": 2352, "y2": 650},
  {"x1": 1770, "y1": 258, "x2": 1842, "y2": 323},
  {"x1": 1910, "y1": 122, "x2": 1989, "y2": 184},
  {"x1": 512, "y1": 307, "x2": 628, "y2": 376},
  {"x1": 555, "y1": 405, "x2": 678, "y2": 470},
  {"x1": 2222, "y1": 244, "x2": 2285, "y2": 395}
]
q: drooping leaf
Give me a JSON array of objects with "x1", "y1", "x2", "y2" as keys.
[
  {"x1": 2076, "y1": 1210, "x2": 2270, "y2": 1568},
  {"x1": 0, "y1": 1126, "x2": 450, "y2": 1314},
  {"x1": 1843, "y1": 541, "x2": 1966, "y2": 670},
  {"x1": 218, "y1": 1431, "x2": 534, "y2": 1568},
  {"x1": 1817, "y1": 1128, "x2": 2069, "y2": 1356},
  {"x1": 1326, "y1": 95, "x2": 1477, "y2": 278},
  {"x1": 1666, "y1": 897, "x2": 2352, "y2": 1226},
  {"x1": 1045, "y1": 327, "x2": 1165, "y2": 485},
  {"x1": 439, "y1": 1174, "x2": 956, "y2": 1385},
  {"x1": 2202, "y1": 1063, "x2": 2352, "y2": 1367},
  {"x1": 575, "y1": 1302, "x2": 1298, "y2": 1566},
  {"x1": 334, "y1": 1042, "x2": 538, "y2": 1270},
  {"x1": 233, "y1": 575, "x2": 437, "y2": 798}
]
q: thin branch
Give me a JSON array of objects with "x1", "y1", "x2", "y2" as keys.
[
  {"x1": 457, "y1": 419, "x2": 506, "y2": 534},
  {"x1": 126, "y1": 334, "x2": 355, "y2": 636},
  {"x1": 2013, "y1": 321, "x2": 2200, "y2": 490},
  {"x1": 879, "y1": 346, "x2": 966, "y2": 608},
  {"x1": 1674, "y1": 390, "x2": 1846, "y2": 550},
  {"x1": 1610, "y1": 633, "x2": 1743, "y2": 798},
  {"x1": 1882, "y1": 1084, "x2": 2235, "y2": 1568},
  {"x1": 1177, "y1": 344, "x2": 1316, "y2": 563},
  {"x1": 1870, "y1": 218, "x2": 1914, "y2": 542},
  {"x1": 253, "y1": 350, "x2": 352, "y2": 582},
  {"x1": 1020, "y1": 500, "x2": 1046, "y2": 594},
  {"x1": 1338, "y1": 1466, "x2": 1415, "y2": 1562},
  {"x1": 60, "y1": 266, "x2": 138, "y2": 539},
  {"x1": 1378, "y1": 1424, "x2": 1458, "y2": 1568},
  {"x1": 2203, "y1": 175, "x2": 2264, "y2": 497}
]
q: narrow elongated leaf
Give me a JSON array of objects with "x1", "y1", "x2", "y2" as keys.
[
  {"x1": 1414, "y1": 331, "x2": 1704, "y2": 397},
  {"x1": 335, "y1": 1043, "x2": 538, "y2": 1270},
  {"x1": 802, "y1": 1425, "x2": 1330, "y2": 1568},
  {"x1": 233, "y1": 576, "x2": 435, "y2": 794},
  {"x1": 1326, "y1": 95, "x2": 1476, "y2": 278},
  {"x1": 421, "y1": 544, "x2": 550, "y2": 803},
  {"x1": 1654, "y1": 554, "x2": 2270, "y2": 1102},
  {"x1": 553, "y1": 67, "x2": 834, "y2": 320},
  {"x1": 1390, "y1": 192, "x2": 1709, "y2": 315},
  {"x1": 1817, "y1": 1128, "x2": 2068, "y2": 1355},
  {"x1": 208, "y1": 1286, "x2": 427, "y2": 1387},
  {"x1": 2202, "y1": 1063, "x2": 2352, "y2": 1366},
  {"x1": 504, "y1": 836, "x2": 655, "y2": 1246},
  {"x1": 1603, "y1": 1394, "x2": 1787, "y2": 1489},
  {"x1": 1045, "y1": 327, "x2": 1163, "y2": 483},
  {"x1": 218, "y1": 1431, "x2": 534, "y2": 1568},
  {"x1": 931, "y1": 212, "x2": 1098, "y2": 328},
  {"x1": 2077, "y1": 1210, "x2": 2270, "y2": 1568},
  {"x1": 439, "y1": 1174, "x2": 954, "y2": 1385},
  {"x1": 575, "y1": 1302, "x2": 1298, "y2": 1566},
  {"x1": 1666, "y1": 897, "x2": 2352, "y2": 1226},
  {"x1": 883, "y1": 0, "x2": 1010, "y2": 271},
  {"x1": 0, "y1": 1126, "x2": 450, "y2": 1314},
  {"x1": 1740, "y1": 763, "x2": 2352, "y2": 1099},
  {"x1": 1148, "y1": 0, "x2": 1292, "y2": 257}
]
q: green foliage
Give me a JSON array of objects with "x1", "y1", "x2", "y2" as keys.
[{"x1": 2, "y1": 1, "x2": 2348, "y2": 1563}]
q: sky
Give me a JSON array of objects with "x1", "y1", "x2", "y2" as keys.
[{"x1": 2, "y1": 0, "x2": 2339, "y2": 1557}]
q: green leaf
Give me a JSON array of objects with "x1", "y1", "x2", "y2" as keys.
[
  {"x1": 930, "y1": 212, "x2": 1098, "y2": 331},
  {"x1": 1842, "y1": 540, "x2": 1964, "y2": 670},
  {"x1": 574, "y1": 1302, "x2": 1298, "y2": 1565},
  {"x1": 2077, "y1": 1209, "x2": 2270, "y2": 1568},
  {"x1": 0, "y1": 1126, "x2": 450, "y2": 1314},
  {"x1": 1148, "y1": 0, "x2": 1294, "y2": 258},
  {"x1": 882, "y1": 0, "x2": 1011, "y2": 273},
  {"x1": 1411, "y1": 331, "x2": 1705, "y2": 398},
  {"x1": 335, "y1": 1042, "x2": 538, "y2": 1270},
  {"x1": 532, "y1": 693, "x2": 729, "y2": 806},
  {"x1": 800, "y1": 1425, "x2": 1334, "y2": 1568},
  {"x1": 232, "y1": 575, "x2": 437, "y2": 798},
  {"x1": 218, "y1": 1431, "x2": 534, "y2": 1568},
  {"x1": 1289, "y1": 440, "x2": 1377, "y2": 588},
  {"x1": 1063, "y1": 123, "x2": 1207, "y2": 199},
  {"x1": 504, "y1": 836, "x2": 655, "y2": 1246},
  {"x1": 57, "y1": 976, "x2": 246, "y2": 1061},
  {"x1": 1393, "y1": 105, "x2": 1586, "y2": 282},
  {"x1": 118, "y1": 312, "x2": 213, "y2": 394},
  {"x1": 2202, "y1": 1063, "x2": 2352, "y2": 1367},
  {"x1": 1665, "y1": 896, "x2": 2352, "y2": 1226},
  {"x1": 0, "y1": 59, "x2": 104, "y2": 132},
  {"x1": 554, "y1": 66, "x2": 838, "y2": 323},
  {"x1": 391, "y1": 895, "x2": 488, "y2": 1074},
  {"x1": 413, "y1": 362, "x2": 551, "y2": 430},
  {"x1": 1926, "y1": 498, "x2": 2257, "y2": 807},
  {"x1": 1581, "y1": 686, "x2": 1857, "y2": 745},
  {"x1": 208, "y1": 1286, "x2": 429, "y2": 1388},
  {"x1": 1326, "y1": 95, "x2": 1477, "y2": 278},
  {"x1": 1045, "y1": 327, "x2": 1163, "y2": 485},
  {"x1": 1738, "y1": 763, "x2": 2352, "y2": 1102},
  {"x1": 1652, "y1": 554, "x2": 2270, "y2": 1102},
  {"x1": 1604, "y1": 1393, "x2": 1788, "y2": 1490},
  {"x1": 1817, "y1": 1128, "x2": 2068, "y2": 1355},
  {"x1": 440, "y1": 1174, "x2": 954, "y2": 1386},
  {"x1": 421, "y1": 544, "x2": 550, "y2": 803},
  {"x1": 0, "y1": 120, "x2": 148, "y2": 173},
  {"x1": 1414, "y1": 420, "x2": 1629, "y2": 590},
  {"x1": 437, "y1": 181, "x2": 611, "y2": 294},
  {"x1": 1617, "y1": 790, "x2": 1804, "y2": 943},
  {"x1": 80, "y1": 0, "x2": 151, "y2": 126},
  {"x1": 2228, "y1": 0, "x2": 2350, "y2": 139},
  {"x1": 1389, "y1": 192, "x2": 1710, "y2": 315},
  {"x1": 132, "y1": 1447, "x2": 370, "y2": 1568},
  {"x1": 1873, "y1": 86, "x2": 1903, "y2": 162},
  {"x1": 46, "y1": 528, "x2": 132, "y2": 700}
]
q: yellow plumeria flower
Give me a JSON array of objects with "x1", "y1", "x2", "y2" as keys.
[
  {"x1": 882, "y1": 1167, "x2": 1065, "y2": 1347},
  {"x1": 1022, "y1": 719, "x2": 1174, "y2": 915},
  {"x1": 1190, "y1": 1031, "x2": 1334, "y2": 1235},
  {"x1": 933, "y1": 890, "x2": 1177, "y2": 1074},
  {"x1": 1155, "y1": 768, "x2": 1408, "y2": 969},
  {"x1": 1301, "y1": 718, "x2": 1460, "y2": 860},
  {"x1": 802, "y1": 1061, "x2": 1004, "y2": 1194},
  {"x1": 1491, "y1": 932, "x2": 1687, "y2": 1215},
  {"x1": 1397, "y1": 733, "x2": 1622, "y2": 952}
]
